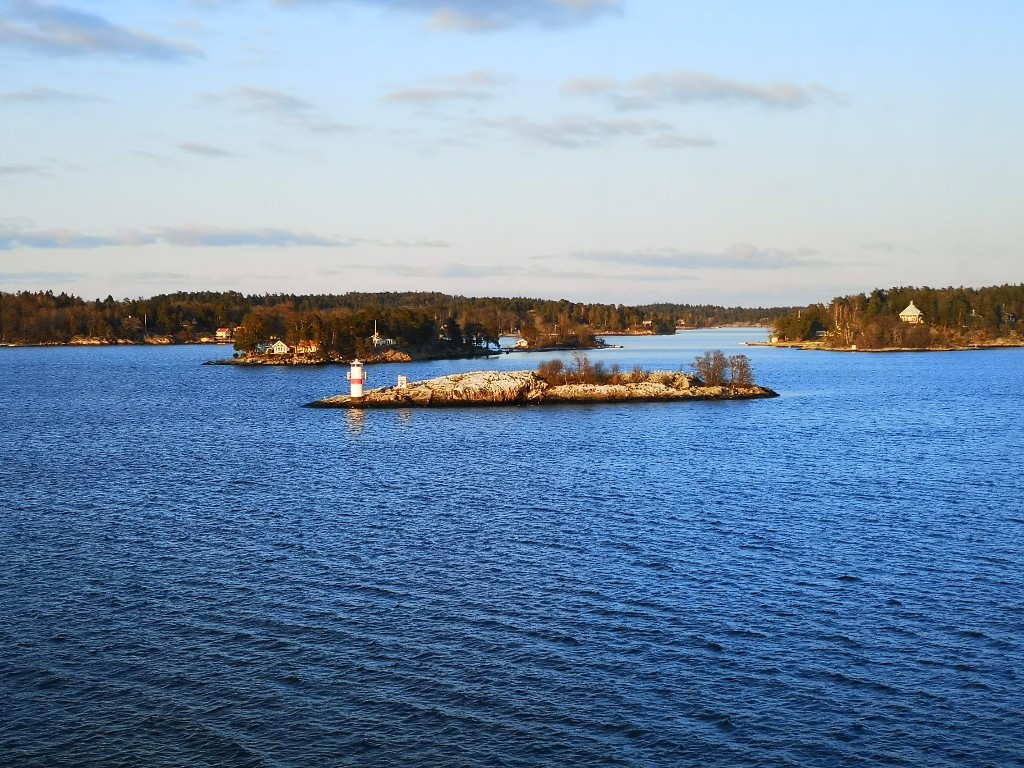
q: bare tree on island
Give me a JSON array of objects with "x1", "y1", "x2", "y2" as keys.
[
  {"x1": 692, "y1": 350, "x2": 754, "y2": 388},
  {"x1": 692, "y1": 350, "x2": 728, "y2": 385},
  {"x1": 728, "y1": 354, "x2": 754, "y2": 387}
]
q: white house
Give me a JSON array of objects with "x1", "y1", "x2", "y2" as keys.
[
  {"x1": 371, "y1": 320, "x2": 396, "y2": 347},
  {"x1": 899, "y1": 301, "x2": 924, "y2": 324}
]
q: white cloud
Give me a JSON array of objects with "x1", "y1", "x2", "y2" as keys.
[
  {"x1": 0, "y1": 227, "x2": 148, "y2": 249},
  {"x1": 228, "y1": 86, "x2": 313, "y2": 113},
  {"x1": 384, "y1": 70, "x2": 507, "y2": 106},
  {"x1": 203, "y1": 87, "x2": 356, "y2": 134},
  {"x1": 0, "y1": 269, "x2": 88, "y2": 284},
  {"x1": 0, "y1": 164, "x2": 47, "y2": 177},
  {"x1": 481, "y1": 114, "x2": 714, "y2": 149},
  {"x1": 0, "y1": 0, "x2": 201, "y2": 60},
  {"x1": 177, "y1": 141, "x2": 237, "y2": 158},
  {"x1": 563, "y1": 70, "x2": 817, "y2": 110},
  {"x1": 567, "y1": 244, "x2": 826, "y2": 270},
  {"x1": 0, "y1": 225, "x2": 449, "y2": 250},
  {"x1": 153, "y1": 226, "x2": 348, "y2": 248},
  {"x1": 277, "y1": 0, "x2": 621, "y2": 31},
  {"x1": 0, "y1": 86, "x2": 101, "y2": 102}
]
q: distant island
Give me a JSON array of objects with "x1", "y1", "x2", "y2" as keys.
[
  {"x1": 306, "y1": 351, "x2": 777, "y2": 408},
  {"x1": 770, "y1": 284, "x2": 1024, "y2": 351}
]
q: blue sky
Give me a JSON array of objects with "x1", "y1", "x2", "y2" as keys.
[{"x1": 1, "y1": 0, "x2": 1021, "y2": 305}]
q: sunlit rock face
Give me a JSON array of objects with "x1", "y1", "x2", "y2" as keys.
[{"x1": 307, "y1": 371, "x2": 777, "y2": 408}]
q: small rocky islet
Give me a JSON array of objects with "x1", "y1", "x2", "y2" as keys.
[{"x1": 305, "y1": 369, "x2": 778, "y2": 409}]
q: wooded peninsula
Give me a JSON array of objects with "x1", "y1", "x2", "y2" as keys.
[{"x1": 771, "y1": 284, "x2": 1024, "y2": 350}]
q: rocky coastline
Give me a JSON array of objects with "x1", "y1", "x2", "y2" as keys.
[
  {"x1": 770, "y1": 338, "x2": 1024, "y2": 353},
  {"x1": 305, "y1": 370, "x2": 777, "y2": 409}
]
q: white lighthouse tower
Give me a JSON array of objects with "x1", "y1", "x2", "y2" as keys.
[{"x1": 346, "y1": 359, "x2": 365, "y2": 398}]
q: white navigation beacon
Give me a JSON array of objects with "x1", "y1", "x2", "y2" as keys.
[{"x1": 346, "y1": 359, "x2": 365, "y2": 398}]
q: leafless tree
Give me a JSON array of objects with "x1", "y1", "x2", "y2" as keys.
[
  {"x1": 692, "y1": 350, "x2": 729, "y2": 385},
  {"x1": 727, "y1": 354, "x2": 754, "y2": 387}
]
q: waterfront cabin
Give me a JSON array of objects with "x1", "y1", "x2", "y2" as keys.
[
  {"x1": 259, "y1": 340, "x2": 290, "y2": 355},
  {"x1": 215, "y1": 327, "x2": 233, "y2": 341},
  {"x1": 899, "y1": 301, "x2": 924, "y2": 324},
  {"x1": 370, "y1": 320, "x2": 396, "y2": 347},
  {"x1": 294, "y1": 340, "x2": 321, "y2": 356}
]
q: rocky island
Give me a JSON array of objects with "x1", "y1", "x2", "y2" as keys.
[{"x1": 305, "y1": 367, "x2": 777, "y2": 409}]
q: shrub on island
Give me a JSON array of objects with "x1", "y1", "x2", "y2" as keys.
[{"x1": 535, "y1": 350, "x2": 756, "y2": 390}]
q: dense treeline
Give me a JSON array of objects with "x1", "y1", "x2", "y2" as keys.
[
  {"x1": 0, "y1": 290, "x2": 790, "y2": 348},
  {"x1": 638, "y1": 302, "x2": 786, "y2": 329},
  {"x1": 772, "y1": 284, "x2": 1024, "y2": 348}
]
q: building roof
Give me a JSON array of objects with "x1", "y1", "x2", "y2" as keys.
[{"x1": 900, "y1": 301, "x2": 923, "y2": 317}]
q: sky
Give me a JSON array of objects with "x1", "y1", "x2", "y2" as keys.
[{"x1": 1, "y1": 0, "x2": 1022, "y2": 306}]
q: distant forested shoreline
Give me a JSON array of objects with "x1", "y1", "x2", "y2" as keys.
[
  {"x1": 5, "y1": 285, "x2": 1022, "y2": 355},
  {"x1": 0, "y1": 290, "x2": 786, "y2": 357}
]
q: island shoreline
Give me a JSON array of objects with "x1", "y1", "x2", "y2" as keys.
[{"x1": 769, "y1": 340, "x2": 1024, "y2": 353}]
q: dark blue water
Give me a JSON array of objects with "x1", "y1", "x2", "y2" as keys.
[{"x1": 2, "y1": 330, "x2": 1023, "y2": 767}]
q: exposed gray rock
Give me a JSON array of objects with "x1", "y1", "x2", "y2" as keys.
[{"x1": 306, "y1": 370, "x2": 776, "y2": 408}]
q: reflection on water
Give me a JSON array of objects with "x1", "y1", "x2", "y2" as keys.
[{"x1": 346, "y1": 408, "x2": 366, "y2": 434}]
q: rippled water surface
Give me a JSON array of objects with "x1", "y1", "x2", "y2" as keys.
[{"x1": 2, "y1": 330, "x2": 1023, "y2": 767}]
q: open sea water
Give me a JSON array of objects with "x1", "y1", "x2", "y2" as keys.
[{"x1": 2, "y1": 329, "x2": 1022, "y2": 767}]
